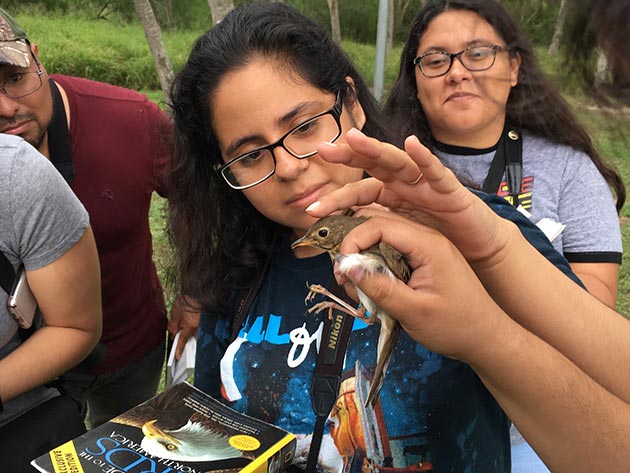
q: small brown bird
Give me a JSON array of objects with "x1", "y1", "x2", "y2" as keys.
[{"x1": 291, "y1": 215, "x2": 411, "y2": 407}]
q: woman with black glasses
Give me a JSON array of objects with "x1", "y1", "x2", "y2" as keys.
[
  {"x1": 167, "y1": 3, "x2": 585, "y2": 471},
  {"x1": 386, "y1": 0, "x2": 624, "y2": 310}
]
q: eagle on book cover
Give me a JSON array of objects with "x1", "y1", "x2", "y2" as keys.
[{"x1": 111, "y1": 384, "x2": 255, "y2": 463}]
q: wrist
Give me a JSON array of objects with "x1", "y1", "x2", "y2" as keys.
[{"x1": 469, "y1": 218, "x2": 517, "y2": 274}]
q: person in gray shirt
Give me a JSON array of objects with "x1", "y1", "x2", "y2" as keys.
[
  {"x1": 385, "y1": 0, "x2": 624, "y2": 310},
  {"x1": 0, "y1": 134, "x2": 101, "y2": 467}
]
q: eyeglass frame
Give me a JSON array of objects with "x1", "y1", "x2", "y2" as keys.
[
  {"x1": 413, "y1": 44, "x2": 506, "y2": 78},
  {"x1": 215, "y1": 90, "x2": 344, "y2": 190},
  {"x1": 0, "y1": 50, "x2": 45, "y2": 99}
]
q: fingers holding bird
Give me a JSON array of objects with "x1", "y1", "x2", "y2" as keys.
[{"x1": 333, "y1": 214, "x2": 508, "y2": 363}]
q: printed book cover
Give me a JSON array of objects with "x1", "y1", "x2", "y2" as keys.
[{"x1": 30, "y1": 382, "x2": 296, "y2": 473}]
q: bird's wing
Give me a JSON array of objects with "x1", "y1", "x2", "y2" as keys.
[{"x1": 373, "y1": 242, "x2": 411, "y2": 282}]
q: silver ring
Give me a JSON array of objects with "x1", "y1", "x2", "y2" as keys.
[{"x1": 409, "y1": 172, "x2": 424, "y2": 185}]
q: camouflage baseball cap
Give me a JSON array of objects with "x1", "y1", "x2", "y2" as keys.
[{"x1": 0, "y1": 7, "x2": 30, "y2": 68}]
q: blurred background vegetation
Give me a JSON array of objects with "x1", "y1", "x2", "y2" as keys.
[
  {"x1": 6, "y1": 0, "x2": 577, "y2": 91},
  {"x1": 5, "y1": 0, "x2": 630, "y2": 313}
]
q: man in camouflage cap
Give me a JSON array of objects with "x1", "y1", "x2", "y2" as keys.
[{"x1": 0, "y1": 7, "x2": 176, "y2": 434}]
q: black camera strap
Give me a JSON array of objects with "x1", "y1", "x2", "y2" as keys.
[
  {"x1": 48, "y1": 79, "x2": 75, "y2": 185},
  {"x1": 305, "y1": 278, "x2": 354, "y2": 472},
  {"x1": 231, "y1": 244, "x2": 354, "y2": 472},
  {"x1": 482, "y1": 125, "x2": 523, "y2": 207}
]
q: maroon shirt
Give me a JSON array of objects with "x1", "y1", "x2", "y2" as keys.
[{"x1": 51, "y1": 74, "x2": 171, "y2": 373}]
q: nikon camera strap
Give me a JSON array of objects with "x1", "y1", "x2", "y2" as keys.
[
  {"x1": 482, "y1": 125, "x2": 523, "y2": 207},
  {"x1": 305, "y1": 278, "x2": 354, "y2": 472},
  {"x1": 231, "y1": 248, "x2": 354, "y2": 473}
]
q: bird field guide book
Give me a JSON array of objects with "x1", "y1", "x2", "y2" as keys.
[{"x1": 30, "y1": 382, "x2": 297, "y2": 473}]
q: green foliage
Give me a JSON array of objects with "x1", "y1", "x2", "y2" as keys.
[
  {"x1": 15, "y1": 13, "x2": 200, "y2": 90},
  {"x1": 13, "y1": 10, "x2": 405, "y2": 92},
  {"x1": 503, "y1": 0, "x2": 561, "y2": 45}
]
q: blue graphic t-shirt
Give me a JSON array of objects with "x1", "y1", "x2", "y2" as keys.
[{"x1": 195, "y1": 192, "x2": 581, "y2": 472}]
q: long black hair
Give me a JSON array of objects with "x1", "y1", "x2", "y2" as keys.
[
  {"x1": 385, "y1": 0, "x2": 625, "y2": 211},
  {"x1": 167, "y1": 2, "x2": 394, "y2": 318}
]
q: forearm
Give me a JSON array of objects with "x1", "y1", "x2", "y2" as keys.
[
  {"x1": 473, "y1": 221, "x2": 630, "y2": 400},
  {"x1": 469, "y1": 313, "x2": 630, "y2": 471},
  {"x1": 0, "y1": 325, "x2": 98, "y2": 402}
]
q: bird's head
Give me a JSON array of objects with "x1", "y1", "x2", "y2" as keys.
[
  {"x1": 291, "y1": 215, "x2": 368, "y2": 256},
  {"x1": 140, "y1": 418, "x2": 242, "y2": 462}
]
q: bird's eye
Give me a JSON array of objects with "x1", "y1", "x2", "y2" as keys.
[
  {"x1": 166, "y1": 444, "x2": 176, "y2": 451},
  {"x1": 318, "y1": 228, "x2": 329, "y2": 238}
]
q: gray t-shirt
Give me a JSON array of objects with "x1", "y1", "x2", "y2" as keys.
[
  {"x1": 435, "y1": 133, "x2": 622, "y2": 261},
  {"x1": 0, "y1": 135, "x2": 89, "y2": 426}
]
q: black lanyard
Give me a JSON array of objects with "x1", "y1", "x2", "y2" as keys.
[
  {"x1": 482, "y1": 125, "x2": 523, "y2": 207},
  {"x1": 47, "y1": 79, "x2": 74, "y2": 185},
  {"x1": 231, "y1": 248, "x2": 354, "y2": 472},
  {"x1": 305, "y1": 279, "x2": 354, "y2": 472}
]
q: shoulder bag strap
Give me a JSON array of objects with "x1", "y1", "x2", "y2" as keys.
[
  {"x1": 0, "y1": 251, "x2": 15, "y2": 295},
  {"x1": 47, "y1": 79, "x2": 75, "y2": 185},
  {"x1": 482, "y1": 125, "x2": 523, "y2": 207}
]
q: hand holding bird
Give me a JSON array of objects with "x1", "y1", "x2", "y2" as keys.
[{"x1": 292, "y1": 215, "x2": 411, "y2": 408}]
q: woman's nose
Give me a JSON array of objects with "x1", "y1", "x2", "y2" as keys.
[{"x1": 272, "y1": 146, "x2": 309, "y2": 181}]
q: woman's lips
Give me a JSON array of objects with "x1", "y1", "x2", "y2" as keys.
[
  {"x1": 288, "y1": 184, "x2": 326, "y2": 209},
  {"x1": 446, "y1": 92, "x2": 476, "y2": 102}
]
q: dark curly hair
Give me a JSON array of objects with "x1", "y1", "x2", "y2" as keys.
[
  {"x1": 167, "y1": 2, "x2": 394, "y2": 318},
  {"x1": 385, "y1": 0, "x2": 625, "y2": 212}
]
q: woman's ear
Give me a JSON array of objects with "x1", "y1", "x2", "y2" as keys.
[
  {"x1": 510, "y1": 52, "x2": 522, "y2": 87},
  {"x1": 344, "y1": 76, "x2": 367, "y2": 129}
]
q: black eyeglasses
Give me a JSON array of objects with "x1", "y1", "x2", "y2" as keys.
[
  {"x1": 0, "y1": 52, "x2": 44, "y2": 99},
  {"x1": 215, "y1": 90, "x2": 343, "y2": 190},
  {"x1": 413, "y1": 44, "x2": 506, "y2": 78}
]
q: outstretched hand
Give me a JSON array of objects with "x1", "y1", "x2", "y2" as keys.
[{"x1": 308, "y1": 129, "x2": 511, "y2": 265}]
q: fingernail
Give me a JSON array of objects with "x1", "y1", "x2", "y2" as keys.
[
  {"x1": 318, "y1": 141, "x2": 337, "y2": 150},
  {"x1": 344, "y1": 265, "x2": 365, "y2": 284},
  {"x1": 348, "y1": 128, "x2": 365, "y2": 138},
  {"x1": 306, "y1": 201, "x2": 320, "y2": 212}
]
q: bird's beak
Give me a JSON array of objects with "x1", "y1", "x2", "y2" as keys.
[{"x1": 291, "y1": 235, "x2": 316, "y2": 250}]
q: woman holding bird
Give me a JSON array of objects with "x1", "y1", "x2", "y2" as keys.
[{"x1": 167, "y1": 3, "x2": 581, "y2": 471}]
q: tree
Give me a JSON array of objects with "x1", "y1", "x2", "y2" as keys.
[
  {"x1": 548, "y1": 0, "x2": 569, "y2": 55},
  {"x1": 392, "y1": 0, "x2": 416, "y2": 47},
  {"x1": 327, "y1": 0, "x2": 341, "y2": 44},
  {"x1": 208, "y1": 0, "x2": 234, "y2": 25},
  {"x1": 133, "y1": 0, "x2": 173, "y2": 97}
]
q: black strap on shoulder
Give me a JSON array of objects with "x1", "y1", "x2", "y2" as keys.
[
  {"x1": 47, "y1": 79, "x2": 75, "y2": 184},
  {"x1": 230, "y1": 238, "x2": 277, "y2": 343},
  {"x1": 305, "y1": 278, "x2": 354, "y2": 473},
  {"x1": 0, "y1": 251, "x2": 15, "y2": 295},
  {"x1": 482, "y1": 125, "x2": 523, "y2": 207}
]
